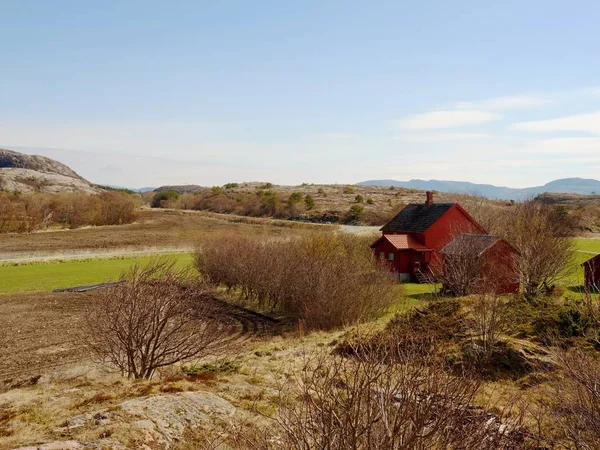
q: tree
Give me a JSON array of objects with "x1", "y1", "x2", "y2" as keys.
[
  {"x1": 347, "y1": 204, "x2": 364, "y2": 223},
  {"x1": 151, "y1": 190, "x2": 180, "y2": 208},
  {"x1": 288, "y1": 192, "x2": 303, "y2": 205},
  {"x1": 82, "y1": 261, "x2": 233, "y2": 379},
  {"x1": 354, "y1": 194, "x2": 364, "y2": 203},
  {"x1": 504, "y1": 200, "x2": 574, "y2": 297},
  {"x1": 304, "y1": 194, "x2": 315, "y2": 210}
]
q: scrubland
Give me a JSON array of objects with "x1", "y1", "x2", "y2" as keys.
[{"x1": 1, "y1": 195, "x2": 600, "y2": 449}]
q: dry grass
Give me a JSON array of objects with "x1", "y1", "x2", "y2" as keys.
[
  {"x1": 0, "y1": 208, "x2": 311, "y2": 258},
  {"x1": 147, "y1": 182, "x2": 512, "y2": 226}
]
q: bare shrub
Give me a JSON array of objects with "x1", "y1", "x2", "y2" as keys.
[
  {"x1": 82, "y1": 261, "x2": 233, "y2": 379},
  {"x1": 549, "y1": 349, "x2": 600, "y2": 449},
  {"x1": 93, "y1": 191, "x2": 138, "y2": 225},
  {"x1": 503, "y1": 200, "x2": 574, "y2": 298},
  {"x1": 0, "y1": 191, "x2": 137, "y2": 233},
  {"x1": 468, "y1": 293, "x2": 511, "y2": 360},
  {"x1": 228, "y1": 339, "x2": 527, "y2": 449},
  {"x1": 436, "y1": 234, "x2": 486, "y2": 296},
  {"x1": 194, "y1": 233, "x2": 398, "y2": 330}
]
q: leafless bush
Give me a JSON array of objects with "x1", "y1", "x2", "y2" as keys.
[
  {"x1": 227, "y1": 339, "x2": 527, "y2": 449},
  {"x1": 549, "y1": 349, "x2": 600, "y2": 449},
  {"x1": 468, "y1": 293, "x2": 511, "y2": 360},
  {"x1": 194, "y1": 233, "x2": 398, "y2": 330},
  {"x1": 0, "y1": 191, "x2": 137, "y2": 233},
  {"x1": 503, "y1": 200, "x2": 574, "y2": 298},
  {"x1": 434, "y1": 229, "x2": 518, "y2": 297},
  {"x1": 436, "y1": 234, "x2": 486, "y2": 296},
  {"x1": 82, "y1": 261, "x2": 233, "y2": 379}
]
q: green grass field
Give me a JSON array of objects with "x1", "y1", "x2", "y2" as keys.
[
  {"x1": 0, "y1": 254, "x2": 194, "y2": 295},
  {"x1": 575, "y1": 238, "x2": 600, "y2": 255}
]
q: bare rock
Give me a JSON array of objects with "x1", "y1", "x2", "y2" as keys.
[
  {"x1": 12, "y1": 442, "x2": 84, "y2": 450},
  {"x1": 120, "y1": 391, "x2": 235, "y2": 445},
  {"x1": 56, "y1": 410, "x2": 111, "y2": 432}
]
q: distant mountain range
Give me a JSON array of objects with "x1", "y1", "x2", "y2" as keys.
[
  {"x1": 102, "y1": 185, "x2": 156, "y2": 193},
  {"x1": 356, "y1": 178, "x2": 600, "y2": 200}
]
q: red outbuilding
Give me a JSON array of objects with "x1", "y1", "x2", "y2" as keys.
[
  {"x1": 439, "y1": 233, "x2": 520, "y2": 294},
  {"x1": 371, "y1": 192, "x2": 486, "y2": 282},
  {"x1": 582, "y1": 253, "x2": 600, "y2": 291}
]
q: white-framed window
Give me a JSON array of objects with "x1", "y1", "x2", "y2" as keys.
[
  {"x1": 380, "y1": 251, "x2": 385, "y2": 259},
  {"x1": 388, "y1": 252, "x2": 394, "y2": 261}
]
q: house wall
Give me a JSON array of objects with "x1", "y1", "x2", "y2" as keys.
[
  {"x1": 423, "y1": 206, "x2": 484, "y2": 266},
  {"x1": 481, "y1": 241, "x2": 520, "y2": 294},
  {"x1": 398, "y1": 251, "x2": 411, "y2": 274},
  {"x1": 372, "y1": 239, "x2": 413, "y2": 280},
  {"x1": 372, "y1": 239, "x2": 401, "y2": 273},
  {"x1": 584, "y1": 255, "x2": 600, "y2": 289}
]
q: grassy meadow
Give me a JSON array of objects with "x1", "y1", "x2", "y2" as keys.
[
  {"x1": 575, "y1": 237, "x2": 600, "y2": 254},
  {"x1": 0, "y1": 253, "x2": 194, "y2": 294}
]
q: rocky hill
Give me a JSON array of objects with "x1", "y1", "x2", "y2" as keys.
[
  {"x1": 154, "y1": 184, "x2": 206, "y2": 194},
  {"x1": 0, "y1": 148, "x2": 101, "y2": 194}
]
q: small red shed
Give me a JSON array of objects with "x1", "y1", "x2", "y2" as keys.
[
  {"x1": 371, "y1": 192, "x2": 486, "y2": 282},
  {"x1": 439, "y1": 233, "x2": 520, "y2": 294},
  {"x1": 582, "y1": 254, "x2": 600, "y2": 291}
]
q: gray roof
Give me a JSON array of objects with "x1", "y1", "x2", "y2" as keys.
[
  {"x1": 381, "y1": 203, "x2": 455, "y2": 233},
  {"x1": 439, "y1": 233, "x2": 501, "y2": 256}
]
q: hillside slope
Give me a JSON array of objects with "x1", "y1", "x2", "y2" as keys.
[{"x1": 0, "y1": 148, "x2": 101, "y2": 194}]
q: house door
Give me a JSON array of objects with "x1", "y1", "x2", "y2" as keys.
[{"x1": 410, "y1": 251, "x2": 423, "y2": 273}]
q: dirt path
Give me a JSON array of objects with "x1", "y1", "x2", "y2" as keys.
[
  {"x1": 0, "y1": 245, "x2": 193, "y2": 264},
  {"x1": 338, "y1": 224, "x2": 380, "y2": 235},
  {"x1": 577, "y1": 250, "x2": 599, "y2": 255}
]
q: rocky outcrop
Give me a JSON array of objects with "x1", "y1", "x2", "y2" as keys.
[
  {"x1": 120, "y1": 391, "x2": 235, "y2": 445},
  {"x1": 0, "y1": 149, "x2": 100, "y2": 194},
  {"x1": 0, "y1": 149, "x2": 80, "y2": 178},
  {"x1": 12, "y1": 391, "x2": 237, "y2": 450}
]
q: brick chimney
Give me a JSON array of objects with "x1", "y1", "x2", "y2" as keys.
[{"x1": 426, "y1": 191, "x2": 433, "y2": 207}]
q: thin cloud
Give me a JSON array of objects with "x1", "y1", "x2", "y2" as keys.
[
  {"x1": 396, "y1": 110, "x2": 502, "y2": 130},
  {"x1": 528, "y1": 137, "x2": 600, "y2": 154},
  {"x1": 394, "y1": 132, "x2": 492, "y2": 142},
  {"x1": 456, "y1": 95, "x2": 548, "y2": 111},
  {"x1": 315, "y1": 132, "x2": 356, "y2": 140},
  {"x1": 511, "y1": 111, "x2": 600, "y2": 134}
]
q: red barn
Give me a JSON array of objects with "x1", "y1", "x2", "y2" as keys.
[
  {"x1": 371, "y1": 192, "x2": 486, "y2": 281},
  {"x1": 439, "y1": 233, "x2": 520, "y2": 294},
  {"x1": 582, "y1": 254, "x2": 600, "y2": 291}
]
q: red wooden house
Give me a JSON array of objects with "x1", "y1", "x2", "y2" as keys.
[
  {"x1": 371, "y1": 192, "x2": 486, "y2": 281},
  {"x1": 439, "y1": 233, "x2": 520, "y2": 294},
  {"x1": 582, "y1": 254, "x2": 600, "y2": 291}
]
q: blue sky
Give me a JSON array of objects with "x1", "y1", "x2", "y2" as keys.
[{"x1": 1, "y1": 0, "x2": 600, "y2": 188}]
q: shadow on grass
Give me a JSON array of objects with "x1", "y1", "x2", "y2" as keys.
[
  {"x1": 567, "y1": 285, "x2": 599, "y2": 294},
  {"x1": 409, "y1": 291, "x2": 441, "y2": 301}
]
